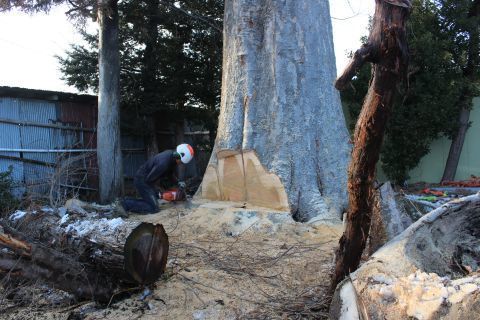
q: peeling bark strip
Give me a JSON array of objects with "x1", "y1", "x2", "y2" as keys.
[
  {"x1": 201, "y1": 0, "x2": 350, "y2": 221},
  {"x1": 332, "y1": 0, "x2": 412, "y2": 288},
  {"x1": 97, "y1": 0, "x2": 123, "y2": 203}
]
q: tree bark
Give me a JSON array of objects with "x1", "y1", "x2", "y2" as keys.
[
  {"x1": 441, "y1": 101, "x2": 472, "y2": 182},
  {"x1": 332, "y1": 0, "x2": 412, "y2": 288},
  {"x1": 199, "y1": 0, "x2": 351, "y2": 222},
  {"x1": 97, "y1": 0, "x2": 124, "y2": 203},
  {"x1": 143, "y1": 0, "x2": 161, "y2": 158},
  {"x1": 441, "y1": 0, "x2": 480, "y2": 182},
  {"x1": 0, "y1": 214, "x2": 169, "y2": 302}
]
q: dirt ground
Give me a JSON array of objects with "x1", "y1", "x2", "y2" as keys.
[{"x1": 1, "y1": 199, "x2": 343, "y2": 320}]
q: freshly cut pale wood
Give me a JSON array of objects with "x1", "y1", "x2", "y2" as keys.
[{"x1": 202, "y1": 150, "x2": 289, "y2": 211}]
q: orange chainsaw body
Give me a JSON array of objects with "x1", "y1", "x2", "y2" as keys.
[{"x1": 161, "y1": 188, "x2": 185, "y2": 202}]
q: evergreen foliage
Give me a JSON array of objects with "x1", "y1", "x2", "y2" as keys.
[
  {"x1": 57, "y1": 0, "x2": 223, "y2": 138},
  {"x1": 341, "y1": 0, "x2": 478, "y2": 183}
]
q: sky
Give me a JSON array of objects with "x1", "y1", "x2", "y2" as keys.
[{"x1": 0, "y1": 1, "x2": 375, "y2": 93}]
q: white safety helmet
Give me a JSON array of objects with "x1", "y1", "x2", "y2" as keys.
[{"x1": 176, "y1": 143, "x2": 194, "y2": 164}]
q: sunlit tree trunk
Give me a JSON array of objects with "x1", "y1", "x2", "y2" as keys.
[
  {"x1": 199, "y1": 0, "x2": 350, "y2": 222},
  {"x1": 97, "y1": 0, "x2": 123, "y2": 203}
]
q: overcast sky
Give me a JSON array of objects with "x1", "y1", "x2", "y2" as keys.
[{"x1": 0, "y1": 1, "x2": 374, "y2": 93}]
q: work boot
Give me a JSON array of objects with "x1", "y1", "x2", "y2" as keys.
[{"x1": 113, "y1": 199, "x2": 129, "y2": 218}]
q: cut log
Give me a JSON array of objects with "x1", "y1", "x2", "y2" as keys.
[{"x1": 0, "y1": 211, "x2": 168, "y2": 302}]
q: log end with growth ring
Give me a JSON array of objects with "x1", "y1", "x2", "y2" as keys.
[{"x1": 124, "y1": 223, "x2": 169, "y2": 285}]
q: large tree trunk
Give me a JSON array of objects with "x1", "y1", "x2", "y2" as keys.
[
  {"x1": 97, "y1": 0, "x2": 124, "y2": 203},
  {"x1": 441, "y1": 0, "x2": 480, "y2": 182},
  {"x1": 0, "y1": 212, "x2": 168, "y2": 302},
  {"x1": 199, "y1": 0, "x2": 350, "y2": 222},
  {"x1": 332, "y1": 0, "x2": 412, "y2": 288}
]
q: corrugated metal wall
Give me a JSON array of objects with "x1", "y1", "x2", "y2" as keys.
[
  {"x1": 0, "y1": 98, "x2": 24, "y2": 197},
  {"x1": 0, "y1": 94, "x2": 147, "y2": 199}
]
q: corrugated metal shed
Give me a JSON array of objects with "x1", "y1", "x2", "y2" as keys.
[
  {"x1": 0, "y1": 86, "x2": 212, "y2": 200},
  {"x1": 0, "y1": 86, "x2": 148, "y2": 199},
  {"x1": 0, "y1": 97, "x2": 24, "y2": 196}
]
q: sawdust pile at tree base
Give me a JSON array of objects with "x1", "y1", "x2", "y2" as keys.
[{"x1": 1, "y1": 200, "x2": 342, "y2": 320}]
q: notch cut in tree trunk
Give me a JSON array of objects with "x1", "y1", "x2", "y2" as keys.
[
  {"x1": 332, "y1": 0, "x2": 412, "y2": 289},
  {"x1": 0, "y1": 215, "x2": 169, "y2": 303},
  {"x1": 199, "y1": 0, "x2": 350, "y2": 222}
]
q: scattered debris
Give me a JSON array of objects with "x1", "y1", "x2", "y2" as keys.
[
  {"x1": 2, "y1": 199, "x2": 341, "y2": 319},
  {"x1": 9, "y1": 210, "x2": 27, "y2": 221},
  {"x1": 64, "y1": 217, "x2": 125, "y2": 237},
  {"x1": 331, "y1": 193, "x2": 480, "y2": 320},
  {"x1": 441, "y1": 175, "x2": 480, "y2": 188}
]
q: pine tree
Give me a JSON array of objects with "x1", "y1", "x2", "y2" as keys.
[{"x1": 58, "y1": 0, "x2": 223, "y2": 147}]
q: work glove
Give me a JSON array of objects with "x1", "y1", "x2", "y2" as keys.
[{"x1": 178, "y1": 181, "x2": 186, "y2": 190}]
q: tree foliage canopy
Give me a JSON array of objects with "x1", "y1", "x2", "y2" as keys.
[
  {"x1": 58, "y1": 0, "x2": 223, "y2": 136},
  {"x1": 341, "y1": 0, "x2": 479, "y2": 183}
]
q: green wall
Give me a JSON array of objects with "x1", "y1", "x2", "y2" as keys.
[
  {"x1": 343, "y1": 97, "x2": 480, "y2": 183},
  {"x1": 407, "y1": 97, "x2": 480, "y2": 183}
]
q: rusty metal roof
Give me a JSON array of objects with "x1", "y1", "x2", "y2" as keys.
[{"x1": 0, "y1": 86, "x2": 96, "y2": 103}]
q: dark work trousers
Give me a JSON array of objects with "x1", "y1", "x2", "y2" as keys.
[{"x1": 122, "y1": 176, "x2": 159, "y2": 214}]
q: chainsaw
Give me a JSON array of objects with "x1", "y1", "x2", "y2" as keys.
[{"x1": 159, "y1": 188, "x2": 186, "y2": 202}]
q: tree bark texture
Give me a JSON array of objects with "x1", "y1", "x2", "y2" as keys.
[
  {"x1": 0, "y1": 213, "x2": 168, "y2": 302},
  {"x1": 441, "y1": 0, "x2": 480, "y2": 182},
  {"x1": 332, "y1": 0, "x2": 412, "y2": 288},
  {"x1": 97, "y1": 0, "x2": 124, "y2": 203},
  {"x1": 143, "y1": 0, "x2": 160, "y2": 158},
  {"x1": 200, "y1": 0, "x2": 350, "y2": 222}
]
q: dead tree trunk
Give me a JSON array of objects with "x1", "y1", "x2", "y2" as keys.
[
  {"x1": 0, "y1": 214, "x2": 168, "y2": 302},
  {"x1": 332, "y1": 0, "x2": 412, "y2": 288},
  {"x1": 97, "y1": 0, "x2": 124, "y2": 203},
  {"x1": 199, "y1": 0, "x2": 351, "y2": 222}
]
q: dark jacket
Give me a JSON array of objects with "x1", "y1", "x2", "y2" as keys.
[{"x1": 136, "y1": 150, "x2": 184, "y2": 185}]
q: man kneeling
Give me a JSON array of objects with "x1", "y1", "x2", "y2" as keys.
[{"x1": 118, "y1": 143, "x2": 194, "y2": 214}]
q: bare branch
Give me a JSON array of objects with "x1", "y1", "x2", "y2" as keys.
[
  {"x1": 158, "y1": 1, "x2": 222, "y2": 32},
  {"x1": 335, "y1": 43, "x2": 374, "y2": 90}
]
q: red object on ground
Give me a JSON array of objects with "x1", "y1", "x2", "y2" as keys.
[
  {"x1": 161, "y1": 188, "x2": 185, "y2": 202},
  {"x1": 421, "y1": 188, "x2": 446, "y2": 196},
  {"x1": 441, "y1": 175, "x2": 480, "y2": 188}
]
